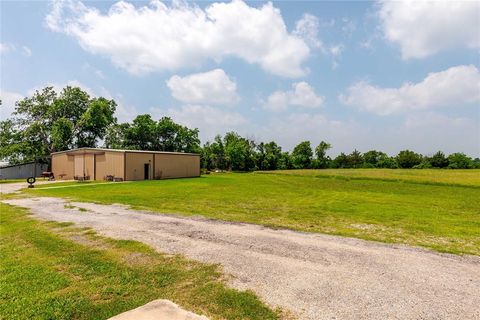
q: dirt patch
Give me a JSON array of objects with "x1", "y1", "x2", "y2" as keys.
[{"x1": 4, "y1": 197, "x2": 480, "y2": 320}]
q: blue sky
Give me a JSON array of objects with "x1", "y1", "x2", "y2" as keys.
[{"x1": 1, "y1": 0, "x2": 479, "y2": 156}]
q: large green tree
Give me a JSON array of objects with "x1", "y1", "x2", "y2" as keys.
[
  {"x1": 256, "y1": 141, "x2": 282, "y2": 170},
  {"x1": 396, "y1": 150, "x2": 422, "y2": 169},
  {"x1": 0, "y1": 86, "x2": 116, "y2": 164},
  {"x1": 314, "y1": 141, "x2": 331, "y2": 169},
  {"x1": 223, "y1": 132, "x2": 256, "y2": 171},
  {"x1": 447, "y1": 153, "x2": 473, "y2": 169},
  {"x1": 429, "y1": 151, "x2": 449, "y2": 168},
  {"x1": 105, "y1": 114, "x2": 200, "y2": 154},
  {"x1": 291, "y1": 141, "x2": 313, "y2": 169}
]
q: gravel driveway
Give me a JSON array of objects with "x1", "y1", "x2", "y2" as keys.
[{"x1": 4, "y1": 197, "x2": 480, "y2": 320}]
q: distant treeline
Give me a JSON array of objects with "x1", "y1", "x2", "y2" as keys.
[{"x1": 1, "y1": 86, "x2": 478, "y2": 170}]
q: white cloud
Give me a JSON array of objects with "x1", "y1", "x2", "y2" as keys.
[
  {"x1": 340, "y1": 65, "x2": 480, "y2": 115},
  {"x1": 0, "y1": 90, "x2": 23, "y2": 119},
  {"x1": 166, "y1": 69, "x2": 239, "y2": 106},
  {"x1": 46, "y1": 0, "x2": 312, "y2": 77},
  {"x1": 377, "y1": 0, "x2": 480, "y2": 59},
  {"x1": 264, "y1": 82, "x2": 324, "y2": 112},
  {"x1": 293, "y1": 13, "x2": 322, "y2": 49}
]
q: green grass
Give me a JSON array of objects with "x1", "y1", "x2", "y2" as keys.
[
  {"x1": 27, "y1": 171, "x2": 480, "y2": 255},
  {"x1": 0, "y1": 179, "x2": 26, "y2": 184},
  {"x1": 261, "y1": 169, "x2": 480, "y2": 187},
  {"x1": 0, "y1": 203, "x2": 280, "y2": 320}
]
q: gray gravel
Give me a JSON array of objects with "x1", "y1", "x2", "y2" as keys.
[{"x1": 4, "y1": 197, "x2": 480, "y2": 320}]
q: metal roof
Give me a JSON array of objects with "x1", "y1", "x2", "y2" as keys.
[{"x1": 51, "y1": 147, "x2": 200, "y2": 156}]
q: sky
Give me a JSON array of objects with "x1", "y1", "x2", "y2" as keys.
[{"x1": 1, "y1": 0, "x2": 479, "y2": 157}]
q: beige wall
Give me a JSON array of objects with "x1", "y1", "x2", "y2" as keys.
[
  {"x1": 125, "y1": 152, "x2": 153, "y2": 181},
  {"x1": 52, "y1": 150, "x2": 199, "y2": 181},
  {"x1": 154, "y1": 154, "x2": 200, "y2": 179},
  {"x1": 104, "y1": 151, "x2": 125, "y2": 180},
  {"x1": 52, "y1": 153, "x2": 74, "y2": 180},
  {"x1": 72, "y1": 154, "x2": 95, "y2": 178},
  {"x1": 95, "y1": 154, "x2": 106, "y2": 180}
]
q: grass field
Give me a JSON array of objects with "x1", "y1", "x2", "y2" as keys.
[
  {"x1": 27, "y1": 170, "x2": 480, "y2": 255},
  {"x1": 0, "y1": 203, "x2": 279, "y2": 320},
  {"x1": 0, "y1": 179, "x2": 26, "y2": 184},
  {"x1": 260, "y1": 169, "x2": 480, "y2": 186}
]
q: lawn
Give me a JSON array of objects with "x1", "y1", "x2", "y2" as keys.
[
  {"x1": 0, "y1": 179, "x2": 26, "y2": 184},
  {"x1": 27, "y1": 170, "x2": 480, "y2": 255},
  {"x1": 0, "y1": 203, "x2": 279, "y2": 320},
  {"x1": 260, "y1": 168, "x2": 480, "y2": 186}
]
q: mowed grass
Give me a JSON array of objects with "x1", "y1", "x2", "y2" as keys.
[
  {"x1": 0, "y1": 179, "x2": 26, "y2": 184},
  {"x1": 0, "y1": 203, "x2": 279, "y2": 320},
  {"x1": 261, "y1": 169, "x2": 480, "y2": 187},
  {"x1": 28, "y1": 171, "x2": 480, "y2": 255}
]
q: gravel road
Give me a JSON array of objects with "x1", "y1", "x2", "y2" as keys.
[{"x1": 4, "y1": 197, "x2": 480, "y2": 320}]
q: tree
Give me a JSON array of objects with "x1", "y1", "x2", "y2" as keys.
[
  {"x1": 428, "y1": 151, "x2": 449, "y2": 168},
  {"x1": 332, "y1": 153, "x2": 349, "y2": 168},
  {"x1": 209, "y1": 135, "x2": 227, "y2": 170},
  {"x1": 105, "y1": 123, "x2": 129, "y2": 149},
  {"x1": 51, "y1": 118, "x2": 74, "y2": 151},
  {"x1": 376, "y1": 153, "x2": 397, "y2": 168},
  {"x1": 396, "y1": 150, "x2": 422, "y2": 168},
  {"x1": 123, "y1": 114, "x2": 157, "y2": 150},
  {"x1": 76, "y1": 97, "x2": 117, "y2": 147},
  {"x1": 0, "y1": 86, "x2": 117, "y2": 164},
  {"x1": 447, "y1": 153, "x2": 473, "y2": 169},
  {"x1": 110, "y1": 115, "x2": 201, "y2": 154},
  {"x1": 278, "y1": 152, "x2": 293, "y2": 170},
  {"x1": 347, "y1": 149, "x2": 363, "y2": 168},
  {"x1": 256, "y1": 141, "x2": 282, "y2": 170},
  {"x1": 223, "y1": 132, "x2": 256, "y2": 171},
  {"x1": 291, "y1": 141, "x2": 313, "y2": 169},
  {"x1": 315, "y1": 141, "x2": 331, "y2": 169}
]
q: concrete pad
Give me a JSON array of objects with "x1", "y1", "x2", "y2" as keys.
[{"x1": 108, "y1": 299, "x2": 208, "y2": 320}]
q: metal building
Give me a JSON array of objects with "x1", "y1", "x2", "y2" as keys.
[
  {"x1": 51, "y1": 148, "x2": 200, "y2": 181},
  {"x1": 0, "y1": 162, "x2": 49, "y2": 180}
]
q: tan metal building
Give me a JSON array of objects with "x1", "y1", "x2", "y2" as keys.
[{"x1": 51, "y1": 148, "x2": 200, "y2": 181}]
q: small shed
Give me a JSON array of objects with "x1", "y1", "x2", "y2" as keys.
[{"x1": 51, "y1": 148, "x2": 200, "y2": 181}]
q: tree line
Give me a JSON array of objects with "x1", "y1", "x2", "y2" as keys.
[{"x1": 1, "y1": 86, "x2": 478, "y2": 170}]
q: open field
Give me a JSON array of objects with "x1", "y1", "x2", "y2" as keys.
[
  {"x1": 261, "y1": 169, "x2": 480, "y2": 186},
  {"x1": 0, "y1": 203, "x2": 279, "y2": 320},
  {"x1": 26, "y1": 170, "x2": 480, "y2": 255}
]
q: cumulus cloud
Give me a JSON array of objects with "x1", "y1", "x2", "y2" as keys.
[
  {"x1": 340, "y1": 65, "x2": 480, "y2": 115},
  {"x1": 0, "y1": 89, "x2": 23, "y2": 119},
  {"x1": 46, "y1": 0, "x2": 312, "y2": 77},
  {"x1": 293, "y1": 13, "x2": 322, "y2": 49},
  {"x1": 264, "y1": 82, "x2": 324, "y2": 112},
  {"x1": 377, "y1": 0, "x2": 480, "y2": 59},
  {"x1": 166, "y1": 69, "x2": 239, "y2": 106}
]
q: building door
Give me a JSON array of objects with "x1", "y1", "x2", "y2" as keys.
[{"x1": 144, "y1": 163, "x2": 150, "y2": 180}]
